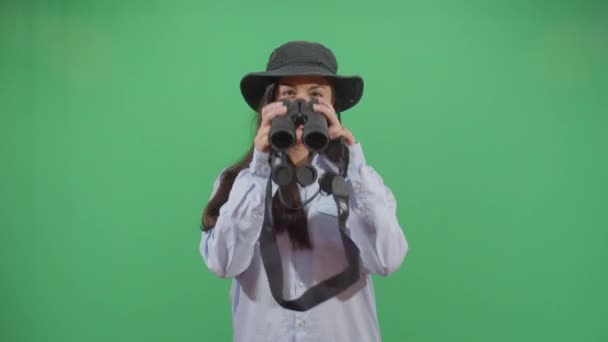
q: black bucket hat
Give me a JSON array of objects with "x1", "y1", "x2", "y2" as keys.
[{"x1": 240, "y1": 41, "x2": 364, "y2": 113}]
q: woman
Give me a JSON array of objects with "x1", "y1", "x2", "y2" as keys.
[{"x1": 200, "y1": 41, "x2": 408, "y2": 342}]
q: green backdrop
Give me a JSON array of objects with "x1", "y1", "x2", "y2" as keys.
[{"x1": 2, "y1": 1, "x2": 607, "y2": 341}]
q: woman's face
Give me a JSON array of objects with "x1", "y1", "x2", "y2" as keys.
[{"x1": 275, "y1": 76, "x2": 334, "y2": 146}]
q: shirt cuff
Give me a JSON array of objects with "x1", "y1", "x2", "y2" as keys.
[{"x1": 249, "y1": 148, "x2": 271, "y2": 177}]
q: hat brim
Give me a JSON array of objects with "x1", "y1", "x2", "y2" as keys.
[{"x1": 240, "y1": 65, "x2": 364, "y2": 113}]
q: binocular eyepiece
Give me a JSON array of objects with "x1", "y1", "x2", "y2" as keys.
[{"x1": 268, "y1": 98, "x2": 329, "y2": 152}]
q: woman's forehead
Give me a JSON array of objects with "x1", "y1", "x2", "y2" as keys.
[{"x1": 278, "y1": 76, "x2": 331, "y2": 87}]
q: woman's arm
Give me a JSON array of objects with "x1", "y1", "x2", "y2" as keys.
[
  {"x1": 318, "y1": 143, "x2": 409, "y2": 276},
  {"x1": 199, "y1": 149, "x2": 271, "y2": 278}
]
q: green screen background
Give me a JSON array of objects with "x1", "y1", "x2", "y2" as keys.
[{"x1": 2, "y1": 1, "x2": 607, "y2": 341}]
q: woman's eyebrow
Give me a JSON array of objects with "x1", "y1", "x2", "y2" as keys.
[{"x1": 309, "y1": 85, "x2": 328, "y2": 90}]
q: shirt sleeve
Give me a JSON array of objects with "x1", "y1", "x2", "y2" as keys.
[
  {"x1": 199, "y1": 149, "x2": 271, "y2": 278},
  {"x1": 318, "y1": 142, "x2": 409, "y2": 276}
]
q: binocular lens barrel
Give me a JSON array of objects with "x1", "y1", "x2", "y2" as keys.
[
  {"x1": 302, "y1": 112, "x2": 329, "y2": 152},
  {"x1": 269, "y1": 116, "x2": 296, "y2": 151}
]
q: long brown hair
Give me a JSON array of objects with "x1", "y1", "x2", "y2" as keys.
[{"x1": 201, "y1": 81, "x2": 340, "y2": 250}]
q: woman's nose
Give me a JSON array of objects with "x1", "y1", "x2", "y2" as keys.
[{"x1": 295, "y1": 92, "x2": 310, "y2": 102}]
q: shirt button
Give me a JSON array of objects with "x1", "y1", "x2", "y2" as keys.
[
  {"x1": 298, "y1": 281, "x2": 304, "y2": 288},
  {"x1": 298, "y1": 319, "x2": 306, "y2": 328}
]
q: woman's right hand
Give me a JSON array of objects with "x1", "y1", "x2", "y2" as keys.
[{"x1": 254, "y1": 101, "x2": 288, "y2": 153}]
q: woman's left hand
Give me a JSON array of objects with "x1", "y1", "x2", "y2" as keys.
[{"x1": 313, "y1": 98, "x2": 357, "y2": 145}]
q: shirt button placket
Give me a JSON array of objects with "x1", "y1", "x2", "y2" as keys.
[{"x1": 294, "y1": 315, "x2": 307, "y2": 342}]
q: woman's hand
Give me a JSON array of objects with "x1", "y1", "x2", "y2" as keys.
[
  {"x1": 254, "y1": 101, "x2": 287, "y2": 152},
  {"x1": 313, "y1": 98, "x2": 357, "y2": 145}
]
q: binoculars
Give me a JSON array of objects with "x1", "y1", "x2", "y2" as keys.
[
  {"x1": 268, "y1": 98, "x2": 330, "y2": 187},
  {"x1": 269, "y1": 98, "x2": 329, "y2": 152}
]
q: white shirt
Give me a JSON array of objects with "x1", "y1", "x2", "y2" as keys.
[{"x1": 200, "y1": 143, "x2": 408, "y2": 342}]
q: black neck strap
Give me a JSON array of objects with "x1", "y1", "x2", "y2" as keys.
[{"x1": 258, "y1": 139, "x2": 360, "y2": 311}]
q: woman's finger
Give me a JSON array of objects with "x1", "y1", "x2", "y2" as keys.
[
  {"x1": 328, "y1": 125, "x2": 342, "y2": 140},
  {"x1": 328, "y1": 126, "x2": 356, "y2": 144},
  {"x1": 260, "y1": 102, "x2": 287, "y2": 127},
  {"x1": 313, "y1": 103, "x2": 340, "y2": 128},
  {"x1": 253, "y1": 125, "x2": 272, "y2": 152},
  {"x1": 256, "y1": 124, "x2": 271, "y2": 137},
  {"x1": 342, "y1": 126, "x2": 356, "y2": 145},
  {"x1": 261, "y1": 101, "x2": 285, "y2": 119}
]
